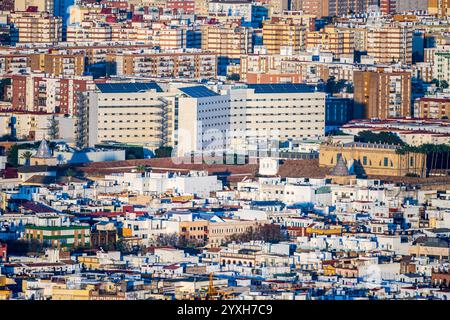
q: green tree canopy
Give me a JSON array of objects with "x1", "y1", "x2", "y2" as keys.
[{"x1": 355, "y1": 131, "x2": 405, "y2": 146}]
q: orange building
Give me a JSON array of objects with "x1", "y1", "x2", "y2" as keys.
[{"x1": 179, "y1": 220, "x2": 209, "y2": 244}]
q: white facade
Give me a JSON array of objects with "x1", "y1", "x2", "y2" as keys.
[
  {"x1": 87, "y1": 87, "x2": 174, "y2": 148},
  {"x1": 104, "y1": 170, "x2": 222, "y2": 198},
  {"x1": 177, "y1": 84, "x2": 326, "y2": 157}
]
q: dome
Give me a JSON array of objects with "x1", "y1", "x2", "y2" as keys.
[{"x1": 330, "y1": 155, "x2": 350, "y2": 176}]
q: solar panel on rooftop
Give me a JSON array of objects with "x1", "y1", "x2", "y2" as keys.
[
  {"x1": 179, "y1": 86, "x2": 220, "y2": 98},
  {"x1": 96, "y1": 82, "x2": 163, "y2": 93},
  {"x1": 247, "y1": 83, "x2": 318, "y2": 94}
]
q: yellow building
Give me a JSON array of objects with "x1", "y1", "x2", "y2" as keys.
[
  {"x1": 262, "y1": 18, "x2": 306, "y2": 55},
  {"x1": 429, "y1": 0, "x2": 450, "y2": 17},
  {"x1": 78, "y1": 256, "x2": 101, "y2": 270},
  {"x1": 9, "y1": 11, "x2": 62, "y2": 44},
  {"x1": 306, "y1": 226, "x2": 342, "y2": 236},
  {"x1": 306, "y1": 26, "x2": 355, "y2": 58},
  {"x1": 208, "y1": 219, "x2": 262, "y2": 247},
  {"x1": 409, "y1": 237, "x2": 450, "y2": 259},
  {"x1": 121, "y1": 227, "x2": 133, "y2": 238},
  {"x1": 323, "y1": 264, "x2": 336, "y2": 276},
  {"x1": 201, "y1": 23, "x2": 253, "y2": 59},
  {"x1": 52, "y1": 285, "x2": 95, "y2": 300},
  {"x1": 179, "y1": 220, "x2": 209, "y2": 244},
  {"x1": 0, "y1": 289, "x2": 12, "y2": 300},
  {"x1": 29, "y1": 52, "x2": 84, "y2": 77},
  {"x1": 319, "y1": 142, "x2": 427, "y2": 177}
]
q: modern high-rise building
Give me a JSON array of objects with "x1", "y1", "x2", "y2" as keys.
[
  {"x1": 53, "y1": 0, "x2": 75, "y2": 40},
  {"x1": 380, "y1": 0, "x2": 397, "y2": 14},
  {"x1": 29, "y1": 51, "x2": 85, "y2": 77},
  {"x1": 266, "y1": 0, "x2": 290, "y2": 15},
  {"x1": 10, "y1": 73, "x2": 94, "y2": 114},
  {"x1": 299, "y1": 0, "x2": 331, "y2": 17},
  {"x1": 353, "y1": 69, "x2": 412, "y2": 120}
]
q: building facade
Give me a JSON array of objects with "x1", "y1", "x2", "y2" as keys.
[{"x1": 353, "y1": 69, "x2": 412, "y2": 119}]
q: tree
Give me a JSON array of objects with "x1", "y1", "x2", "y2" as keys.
[
  {"x1": 0, "y1": 135, "x2": 18, "y2": 142},
  {"x1": 344, "y1": 83, "x2": 354, "y2": 93},
  {"x1": 65, "y1": 168, "x2": 77, "y2": 182},
  {"x1": 4, "y1": 239, "x2": 50, "y2": 256},
  {"x1": 225, "y1": 224, "x2": 287, "y2": 244},
  {"x1": 154, "y1": 233, "x2": 179, "y2": 247},
  {"x1": 227, "y1": 73, "x2": 240, "y2": 81},
  {"x1": 153, "y1": 233, "x2": 202, "y2": 248},
  {"x1": 355, "y1": 131, "x2": 405, "y2": 146},
  {"x1": 326, "y1": 76, "x2": 337, "y2": 93},
  {"x1": 20, "y1": 151, "x2": 33, "y2": 166},
  {"x1": 396, "y1": 143, "x2": 450, "y2": 176},
  {"x1": 155, "y1": 146, "x2": 173, "y2": 158},
  {"x1": 116, "y1": 239, "x2": 132, "y2": 254},
  {"x1": 48, "y1": 115, "x2": 59, "y2": 140},
  {"x1": 48, "y1": 141, "x2": 57, "y2": 156},
  {"x1": 135, "y1": 165, "x2": 149, "y2": 173},
  {"x1": 325, "y1": 77, "x2": 349, "y2": 94},
  {"x1": 441, "y1": 80, "x2": 449, "y2": 89},
  {"x1": 327, "y1": 129, "x2": 348, "y2": 136},
  {"x1": 431, "y1": 79, "x2": 440, "y2": 87}
]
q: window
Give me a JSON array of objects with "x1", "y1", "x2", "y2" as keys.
[
  {"x1": 384, "y1": 157, "x2": 389, "y2": 167},
  {"x1": 363, "y1": 156, "x2": 367, "y2": 165}
]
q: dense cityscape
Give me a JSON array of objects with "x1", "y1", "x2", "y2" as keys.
[{"x1": 0, "y1": 0, "x2": 450, "y2": 302}]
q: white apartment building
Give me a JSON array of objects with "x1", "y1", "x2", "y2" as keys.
[
  {"x1": 67, "y1": 21, "x2": 112, "y2": 43},
  {"x1": 237, "y1": 177, "x2": 332, "y2": 206},
  {"x1": 433, "y1": 47, "x2": 450, "y2": 84},
  {"x1": 208, "y1": 0, "x2": 253, "y2": 21},
  {"x1": 176, "y1": 83, "x2": 326, "y2": 157},
  {"x1": 103, "y1": 170, "x2": 222, "y2": 198},
  {"x1": 86, "y1": 82, "x2": 175, "y2": 148}
]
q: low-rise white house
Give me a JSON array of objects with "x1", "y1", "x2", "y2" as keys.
[{"x1": 104, "y1": 170, "x2": 222, "y2": 198}]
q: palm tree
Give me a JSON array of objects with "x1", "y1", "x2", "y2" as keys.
[
  {"x1": 48, "y1": 142, "x2": 57, "y2": 156},
  {"x1": 20, "y1": 151, "x2": 33, "y2": 166},
  {"x1": 65, "y1": 168, "x2": 76, "y2": 183}
]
